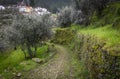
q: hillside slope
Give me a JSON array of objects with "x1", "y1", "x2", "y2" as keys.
[{"x1": 73, "y1": 2, "x2": 120, "y2": 79}]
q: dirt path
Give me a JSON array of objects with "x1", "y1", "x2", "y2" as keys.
[{"x1": 23, "y1": 45, "x2": 74, "y2": 79}]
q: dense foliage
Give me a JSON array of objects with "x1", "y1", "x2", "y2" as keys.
[{"x1": 72, "y1": 0, "x2": 120, "y2": 25}]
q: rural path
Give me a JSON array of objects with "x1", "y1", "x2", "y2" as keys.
[{"x1": 23, "y1": 45, "x2": 74, "y2": 79}]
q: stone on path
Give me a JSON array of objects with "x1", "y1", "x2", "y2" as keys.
[{"x1": 32, "y1": 58, "x2": 43, "y2": 63}]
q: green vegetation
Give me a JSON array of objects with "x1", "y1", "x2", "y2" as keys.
[
  {"x1": 72, "y1": 25, "x2": 120, "y2": 49},
  {"x1": 0, "y1": 49, "x2": 24, "y2": 73},
  {"x1": 91, "y1": 2, "x2": 120, "y2": 27},
  {"x1": 0, "y1": 0, "x2": 120, "y2": 79},
  {"x1": 70, "y1": 51, "x2": 89, "y2": 79},
  {"x1": 0, "y1": 45, "x2": 52, "y2": 78},
  {"x1": 52, "y1": 2, "x2": 120, "y2": 77},
  {"x1": 69, "y1": 2, "x2": 120, "y2": 76},
  {"x1": 70, "y1": 1, "x2": 120, "y2": 56},
  {"x1": 52, "y1": 28, "x2": 76, "y2": 45},
  {"x1": 60, "y1": 24, "x2": 119, "y2": 79}
]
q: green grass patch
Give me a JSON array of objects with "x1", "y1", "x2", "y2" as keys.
[
  {"x1": 36, "y1": 45, "x2": 48, "y2": 59},
  {"x1": 0, "y1": 49, "x2": 24, "y2": 73},
  {"x1": 0, "y1": 45, "x2": 50, "y2": 78},
  {"x1": 72, "y1": 25, "x2": 120, "y2": 48}
]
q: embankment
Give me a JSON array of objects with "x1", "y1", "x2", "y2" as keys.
[{"x1": 52, "y1": 28, "x2": 120, "y2": 79}]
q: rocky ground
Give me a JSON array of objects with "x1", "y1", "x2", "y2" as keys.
[{"x1": 22, "y1": 45, "x2": 74, "y2": 79}]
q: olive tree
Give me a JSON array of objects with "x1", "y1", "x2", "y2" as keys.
[
  {"x1": 57, "y1": 6, "x2": 74, "y2": 27},
  {"x1": 5, "y1": 14, "x2": 53, "y2": 58},
  {"x1": 57, "y1": 6, "x2": 87, "y2": 26},
  {"x1": 0, "y1": 25, "x2": 10, "y2": 53}
]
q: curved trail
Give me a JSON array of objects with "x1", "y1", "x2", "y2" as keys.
[{"x1": 23, "y1": 45, "x2": 74, "y2": 79}]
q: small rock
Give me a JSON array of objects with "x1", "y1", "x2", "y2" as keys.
[
  {"x1": 32, "y1": 58, "x2": 43, "y2": 63},
  {"x1": 17, "y1": 73, "x2": 22, "y2": 77}
]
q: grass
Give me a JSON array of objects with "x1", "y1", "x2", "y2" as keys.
[
  {"x1": 36, "y1": 45, "x2": 48, "y2": 59},
  {"x1": 63, "y1": 46, "x2": 89, "y2": 79},
  {"x1": 0, "y1": 45, "x2": 50, "y2": 78},
  {"x1": 0, "y1": 49, "x2": 24, "y2": 73},
  {"x1": 70, "y1": 50, "x2": 89, "y2": 79},
  {"x1": 71, "y1": 24, "x2": 120, "y2": 48}
]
